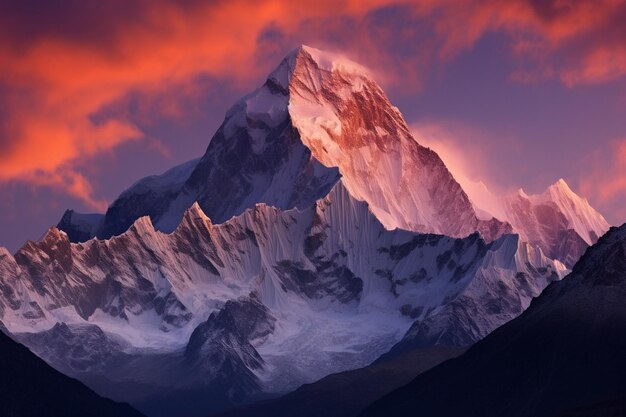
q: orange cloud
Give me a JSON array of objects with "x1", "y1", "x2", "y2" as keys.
[
  {"x1": 560, "y1": 47, "x2": 626, "y2": 86},
  {"x1": 21, "y1": 168, "x2": 109, "y2": 212},
  {"x1": 0, "y1": 0, "x2": 624, "y2": 209},
  {"x1": 438, "y1": 0, "x2": 626, "y2": 85},
  {"x1": 0, "y1": 0, "x2": 405, "y2": 207}
]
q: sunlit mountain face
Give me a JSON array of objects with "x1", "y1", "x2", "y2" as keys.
[{"x1": 1, "y1": 2, "x2": 625, "y2": 417}]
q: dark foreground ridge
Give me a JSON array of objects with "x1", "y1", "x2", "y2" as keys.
[
  {"x1": 0, "y1": 325, "x2": 144, "y2": 417},
  {"x1": 211, "y1": 347, "x2": 465, "y2": 417},
  {"x1": 361, "y1": 225, "x2": 626, "y2": 417}
]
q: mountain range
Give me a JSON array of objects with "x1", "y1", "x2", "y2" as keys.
[{"x1": 0, "y1": 46, "x2": 616, "y2": 417}]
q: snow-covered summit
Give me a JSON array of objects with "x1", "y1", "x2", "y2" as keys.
[
  {"x1": 464, "y1": 178, "x2": 610, "y2": 267},
  {"x1": 538, "y1": 178, "x2": 609, "y2": 245},
  {"x1": 269, "y1": 45, "x2": 371, "y2": 90},
  {"x1": 287, "y1": 45, "x2": 499, "y2": 237},
  {"x1": 299, "y1": 45, "x2": 370, "y2": 76},
  {"x1": 59, "y1": 45, "x2": 508, "y2": 243}
]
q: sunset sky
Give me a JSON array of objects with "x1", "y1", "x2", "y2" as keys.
[{"x1": 1, "y1": 0, "x2": 626, "y2": 251}]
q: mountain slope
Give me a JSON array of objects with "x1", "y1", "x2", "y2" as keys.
[
  {"x1": 0, "y1": 182, "x2": 564, "y2": 417},
  {"x1": 0, "y1": 325, "x2": 144, "y2": 417},
  {"x1": 59, "y1": 45, "x2": 508, "y2": 243},
  {"x1": 361, "y1": 224, "x2": 626, "y2": 417}
]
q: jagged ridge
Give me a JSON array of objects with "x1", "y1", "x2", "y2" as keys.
[{"x1": 2, "y1": 181, "x2": 564, "y2": 417}]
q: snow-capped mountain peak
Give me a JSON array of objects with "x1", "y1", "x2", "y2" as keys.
[
  {"x1": 298, "y1": 45, "x2": 370, "y2": 76},
  {"x1": 513, "y1": 178, "x2": 610, "y2": 247},
  {"x1": 269, "y1": 45, "x2": 370, "y2": 91},
  {"x1": 543, "y1": 178, "x2": 609, "y2": 245},
  {"x1": 286, "y1": 45, "x2": 507, "y2": 240},
  {"x1": 552, "y1": 177, "x2": 572, "y2": 191},
  {"x1": 462, "y1": 178, "x2": 609, "y2": 266},
  {"x1": 58, "y1": 45, "x2": 509, "y2": 244},
  {"x1": 182, "y1": 201, "x2": 212, "y2": 225}
]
